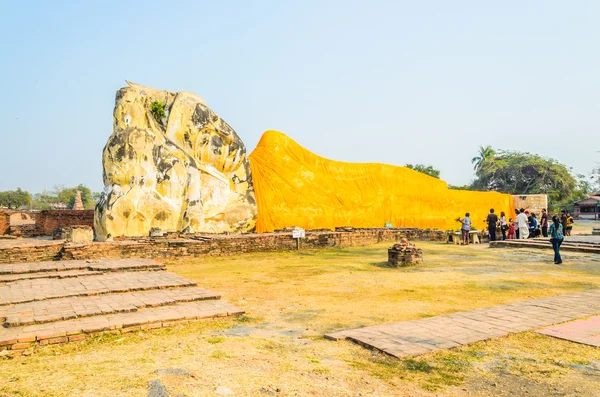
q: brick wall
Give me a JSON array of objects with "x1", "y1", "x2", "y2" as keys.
[
  {"x1": 36, "y1": 210, "x2": 94, "y2": 236},
  {"x1": 7, "y1": 224, "x2": 43, "y2": 238},
  {"x1": 0, "y1": 228, "x2": 445, "y2": 264},
  {"x1": 0, "y1": 242, "x2": 64, "y2": 264},
  {"x1": 0, "y1": 211, "x2": 10, "y2": 235},
  {"x1": 512, "y1": 194, "x2": 548, "y2": 216},
  {"x1": 63, "y1": 228, "x2": 445, "y2": 260}
]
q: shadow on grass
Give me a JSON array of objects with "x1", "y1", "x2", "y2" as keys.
[{"x1": 369, "y1": 261, "x2": 395, "y2": 268}]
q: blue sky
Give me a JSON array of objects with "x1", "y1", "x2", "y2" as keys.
[{"x1": 1, "y1": 1, "x2": 598, "y2": 193}]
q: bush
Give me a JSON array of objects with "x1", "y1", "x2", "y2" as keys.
[{"x1": 150, "y1": 101, "x2": 166, "y2": 122}]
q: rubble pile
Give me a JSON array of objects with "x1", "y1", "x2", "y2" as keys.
[{"x1": 388, "y1": 238, "x2": 423, "y2": 267}]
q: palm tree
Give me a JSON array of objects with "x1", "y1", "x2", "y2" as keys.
[{"x1": 471, "y1": 145, "x2": 496, "y2": 171}]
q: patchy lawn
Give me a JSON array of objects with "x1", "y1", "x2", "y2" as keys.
[{"x1": 1, "y1": 242, "x2": 600, "y2": 396}]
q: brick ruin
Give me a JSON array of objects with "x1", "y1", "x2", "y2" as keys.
[
  {"x1": 0, "y1": 228, "x2": 445, "y2": 264},
  {"x1": 35, "y1": 210, "x2": 94, "y2": 236},
  {"x1": 0, "y1": 211, "x2": 9, "y2": 235},
  {"x1": 0, "y1": 210, "x2": 94, "y2": 238}
]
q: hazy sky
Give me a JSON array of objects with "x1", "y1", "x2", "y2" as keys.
[{"x1": 1, "y1": 1, "x2": 598, "y2": 193}]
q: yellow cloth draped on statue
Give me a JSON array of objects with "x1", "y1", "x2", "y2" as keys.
[{"x1": 249, "y1": 130, "x2": 514, "y2": 233}]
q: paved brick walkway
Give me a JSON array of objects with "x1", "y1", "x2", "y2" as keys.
[
  {"x1": 537, "y1": 315, "x2": 600, "y2": 347},
  {"x1": 0, "y1": 300, "x2": 243, "y2": 347},
  {"x1": 0, "y1": 287, "x2": 221, "y2": 327},
  {"x1": 0, "y1": 258, "x2": 242, "y2": 356},
  {"x1": 0, "y1": 258, "x2": 164, "y2": 275},
  {"x1": 0, "y1": 271, "x2": 196, "y2": 305},
  {"x1": 326, "y1": 289, "x2": 600, "y2": 358},
  {"x1": 0, "y1": 269, "x2": 104, "y2": 283}
]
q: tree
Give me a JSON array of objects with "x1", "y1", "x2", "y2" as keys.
[
  {"x1": 448, "y1": 184, "x2": 473, "y2": 191},
  {"x1": 405, "y1": 164, "x2": 441, "y2": 179},
  {"x1": 31, "y1": 192, "x2": 58, "y2": 210},
  {"x1": 56, "y1": 184, "x2": 94, "y2": 209},
  {"x1": 471, "y1": 150, "x2": 579, "y2": 209},
  {"x1": 593, "y1": 152, "x2": 600, "y2": 193},
  {"x1": 0, "y1": 188, "x2": 31, "y2": 209},
  {"x1": 471, "y1": 145, "x2": 496, "y2": 172}
]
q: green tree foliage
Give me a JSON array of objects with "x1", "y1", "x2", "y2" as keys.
[
  {"x1": 150, "y1": 101, "x2": 166, "y2": 122},
  {"x1": 448, "y1": 185, "x2": 473, "y2": 191},
  {"x1": 471, "y1": 145, "x2": 496, "y2": 172},
  {"x1": 405, "y1": 164, "x2": 441, "y2": 179},
  {"x1": 0, "y1": 188, "x2": 31, "y2": 209},
  {"x1": 31, "y1": 192, "x2": 58, "y2": 210},
  {"x1": 594, "y1": 154, "x2": 600, "y2": 193},
  {"x1": 471, "y1": 150, "x2": 579, "y2": 208}
]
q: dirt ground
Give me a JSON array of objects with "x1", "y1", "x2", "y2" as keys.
[{"x1": 1, "y1": 241, "x2": 600, "y2": 396}]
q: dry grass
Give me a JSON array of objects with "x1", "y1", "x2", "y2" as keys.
[{"x1": 1, "y1": 242, "x2": 600, "y2": 396}]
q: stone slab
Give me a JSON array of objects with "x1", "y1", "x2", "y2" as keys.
[
  {"x1": 0, "y1": 287, "x2": 221, "y2": 327},
  {"x1": 0, "y1": 258, "x2": 165, "y2": 275},
  {"x1": 0, "y1": 271, "x2": 196, "y2": 306},
  {"x1": 537, "y1": 315, "x2": 600, "y2": 347},
  {"x1": 0, "y1": 300, "x2": 243, "y2": 349},
  {"x1": 0, "y1": 269, "x2": 104, "y2": 283},
  {"x1": 326, "y1": 289, "x2": 600, "y2": 358}
]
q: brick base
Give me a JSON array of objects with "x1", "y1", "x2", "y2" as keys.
[{"x1": 0, "y1": 228, "x2": 444, "y2": 264}]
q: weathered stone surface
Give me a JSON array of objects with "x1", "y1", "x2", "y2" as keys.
[
  {"x1": 94, "y1": 82, "x2": 257, "y2": 241},
  {"x1": 147, "y1": 379, "x2": 169, "y2": 397}
]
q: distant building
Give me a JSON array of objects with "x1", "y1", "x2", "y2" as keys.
[
  {"x1": 49, "y1": 202, "x2": 68, "y2": 210},
  {"x1": 573, "y1": 196, "x2": 600, "y2": 220}
]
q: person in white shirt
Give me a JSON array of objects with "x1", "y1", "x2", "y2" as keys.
[{"x1": 516, "y1": 208, "x2": 530, "y2": 239}]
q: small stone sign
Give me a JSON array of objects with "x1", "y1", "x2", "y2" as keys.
[{"x1": 292, "y1": 228, "x2": 305, "y2": 239}]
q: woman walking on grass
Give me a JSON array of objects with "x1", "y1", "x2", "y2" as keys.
[{"x1": 549, "y1": 215, "x2": 564, "y2": 264}]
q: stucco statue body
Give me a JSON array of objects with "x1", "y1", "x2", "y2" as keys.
[{"x1": 94, "y1": 82, "x2": 256, "y2": 241}]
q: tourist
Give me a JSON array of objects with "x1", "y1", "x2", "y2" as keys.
[
  {"x1": 486, "y1": 208, "x2": 498, "y2": 242},
  {"x1": 549, "y1": 215, "x2": 564, "y2": 264},
  {"x1": 516, "y1": 208, "x2": 529, "y2": 239},
  {"x1": 500, "y1": 211, "x2": 508, "y2": 240},
  {"x1": 541, "y1": 209, "x2": 549, "y2": 237},
  {"x1": 457, "y1": 213, "x2": 471, "y2": 245},
  {"x1": 515, "y1": 209, "x2": 521, "y2": 239},
  {"x1": 566, "y1": 212, "x2": 574, "y2": 236},
  {"x1": 561, "y1": 210, "x2": 568, "y2": 232},
  {"x1": 529, "y1": 213, "x2": 540, "y2": 238},
  {"x1": 507, "y1": 219, "x2": 516, "y2": 239}
]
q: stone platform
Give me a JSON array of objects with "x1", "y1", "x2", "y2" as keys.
[
  {"x1": 326, "y1": 289, "x2": 600, "y2": 358},
  {"x1": 0, "y1": 259, "x2": 242, "y2": 357}
]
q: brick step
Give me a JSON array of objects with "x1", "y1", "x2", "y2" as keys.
[
  {"x1": 490, "y1": 240, "x2": 600, "y2": 254},
  {"x1": 0, "y1": 287, "x2": 221, "y2": 327},
  {"x1": 0, "y1": 300, "x2": 244, "y2": 356},
  {"x1": 494, "y1": 239, "x2": 600, "y2": 247},
  {"x1": 0, "y1": 258, "x2": 165, "y2": 275},
  {"x1": 0, "y1": 271, "x2": 196, "y2": 306},
  {"x1": 0, "y1": 269, "x2": 104, "y2": 283}
]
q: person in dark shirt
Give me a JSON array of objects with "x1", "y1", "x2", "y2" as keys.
[
  {"x1": 540, "y1": 209, "x2": 549, "y2": 237},
  {"x1": 560, "y1": 210, "x2": 568, "y2": 233},
  {"x1": 486, "y1": 208, "x2": 499, "y2": 242}
]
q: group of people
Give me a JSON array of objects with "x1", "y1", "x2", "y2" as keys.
[
  {"x1": 457, "y1": 208, "x2": 574, "y2": 264},
  {"x1": 508, "y1": 209, "x2": 573, "y2": 240}
]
